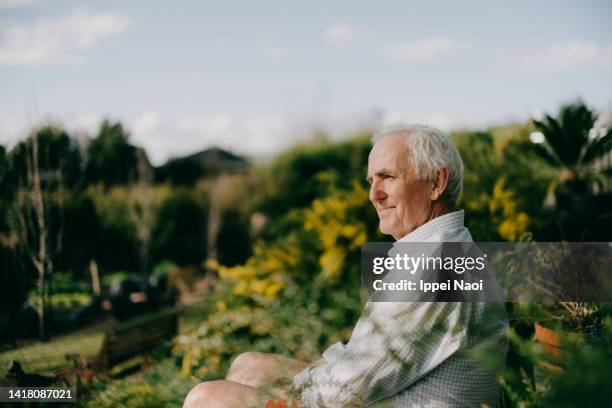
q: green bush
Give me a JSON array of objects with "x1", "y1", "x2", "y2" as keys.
[{"x1": 151, "y1": 189, "x2": 207, "y2": 267}]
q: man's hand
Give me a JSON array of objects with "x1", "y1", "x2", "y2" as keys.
[
  {"x1": 264, "y1": 397, "x2": 302, "y2": 408},
  {"x1": 265, "y1": 386, "x2": 303, "y2": 408}
]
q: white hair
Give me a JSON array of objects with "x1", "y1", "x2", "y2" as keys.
[{"x1": 372, "y1": 124, "x2": 464, "y2": 206}]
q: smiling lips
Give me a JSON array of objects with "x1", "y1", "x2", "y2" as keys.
[{"x1": 377, "y1": 207, "x2": 395, "y2": 216}]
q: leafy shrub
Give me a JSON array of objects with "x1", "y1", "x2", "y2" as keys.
[
  {"x1": 175, "y1": 171, "x2": 377, "y2": 380},
  {"x1": 86, "y1": 362, "x2": 196, "y2": 408},
  {"x1": 151, "y1": 190, "x2": 207, "y2": 266},
  {"x1": 28, "y1": 290, "x2": 92, "y2": 311}
]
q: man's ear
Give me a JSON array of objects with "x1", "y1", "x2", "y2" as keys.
[{"x1": 430, "y1": 167, "x2": 449, "y2": 201}]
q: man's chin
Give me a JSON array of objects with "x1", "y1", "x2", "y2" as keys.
[{"x1": 378, "y1": 223, "x2": 394, "y2": 237}]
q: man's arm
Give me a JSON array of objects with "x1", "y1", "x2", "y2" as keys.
[{"x1": 292, "y1": 302, "x2": 471, "y2": 407}]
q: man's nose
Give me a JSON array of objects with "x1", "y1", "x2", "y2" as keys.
[{"x1": 369, "y1": 180, "x2": 386, "y2": 203}]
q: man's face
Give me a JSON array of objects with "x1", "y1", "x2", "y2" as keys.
[{"x1": 367, "y1": 133, "x2": 433, "y2": 240}]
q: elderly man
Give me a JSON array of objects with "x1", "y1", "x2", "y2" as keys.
[{"x1": 184, "y1": 124, "x2": 508, "y2": 407}]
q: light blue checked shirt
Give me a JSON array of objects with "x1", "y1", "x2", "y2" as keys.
[{"x1": 293, "y1": 210, "x2": 508, "y2": 407}]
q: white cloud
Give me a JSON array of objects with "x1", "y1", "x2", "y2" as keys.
[
  {"x1": 132, "y1": 110, "x2": 163, "y2": 136},
  {"x1": 0, "y1": 7, "x2": 131, "y2": 65},
  {"x1": 127, "y1": 112, "x2": 293, "y2": 165},
  {"x1": 325, "y1": 22, "x2": 355, "y2": 44},
  {"x1": 383, "y1": 37, "x2": 461, "y2": 61},
  {"x1": 130, "y1": 111, "x2": 178, "y2": 165},
  {"x1": 522, "y1": 40, "x2": 612, "y2": 71},
  {"x1": 0, "y1": 0, "x2": 38, "y2": 9},
  {"x1": 174, "y1": 114, "x2": 291, "y2": 157}
]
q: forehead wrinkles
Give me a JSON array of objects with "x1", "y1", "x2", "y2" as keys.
[{"x1": 369, "y1": 134, "x2": 410, "y2": 174}]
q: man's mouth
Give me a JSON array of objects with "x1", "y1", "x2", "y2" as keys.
[{"x1": 378, "y1": 207, "x2": 395, "y2": 215}]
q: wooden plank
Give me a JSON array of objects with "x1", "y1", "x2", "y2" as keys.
[
  {"x1": 106, "y1": 330, "x2": 174, "y2": 354},
  {"x1": 96, "y1": 310, "x2": 178, "y2": 369},
  {"x1": 107, "y1": 318, "x2": 176, "y2": 339},
  {"x1": 107, "y1": 314, "x2": 177, "y2": 336}
]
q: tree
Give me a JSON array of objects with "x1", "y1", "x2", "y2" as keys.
[
  {"x1": 85, "y1": 119, "x2": 138, "y2": 186},
  {"x1": 8, "y1": 124, "x2": 82, "y2": 190},
  {"x1": 532, "y1": 102, "x2": 612, "y2": 194},
  {"x1": 1, "y1": 144, "x2": 27, "y2": 346},
  {"x1": 152, "y1": 191, "x2": 207, "y2": 267},
  {"x1": 127, "y1": 148, "x2": 155, "y2": 274},
  {"x1": 532, "y1": 102, "x2": 612, "y2": 240},
  {"x1": 0, "y1": 145, "x2": 7, "y2": 195},
  {"x1": 10, "y1": 126, "x2": 67, "y2": 340},
  {"x1": 0, "y1": 144, "x2": 10, "y2": 231}
]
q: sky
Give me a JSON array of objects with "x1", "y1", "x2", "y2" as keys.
[{"x1": 1, "y1": 0, "x2": 611, "y2": 165}]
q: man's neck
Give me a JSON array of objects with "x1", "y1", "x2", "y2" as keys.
[
  {"x1": 425, "y1": 201, "x2": 451, "y2": 224},
  {"x1": 396, "y1": 209, "x2": 466, "y2": 243}
]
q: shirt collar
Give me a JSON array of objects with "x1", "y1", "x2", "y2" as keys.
[{"x1": 395, "y1": 210, "x2": 465, "y2": 243}]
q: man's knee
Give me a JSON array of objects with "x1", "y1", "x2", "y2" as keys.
[
  {"x1": 183, "y1": 380, "x2": 265, "y2": 408},
  {"x1": 230, "y1": 351, "x2": 266, "y2": 371},
  {"x1": 226, "y1": 352, "x2": 278, "y2": 388},
  {"x1": 183, "y1": 381, "x2": 224, "y2": 408}
]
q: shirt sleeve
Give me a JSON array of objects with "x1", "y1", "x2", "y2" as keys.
[{"x1": 292, "y1": 301, "x2": 471, "y2": 407}]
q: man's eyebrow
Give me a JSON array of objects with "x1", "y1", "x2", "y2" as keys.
[
  {"x1": 375, "y1": 168, "x2": 395, "y2": 176},
  {"x1": 366, "y1": 168, "x2": 395, "y2": 181}
]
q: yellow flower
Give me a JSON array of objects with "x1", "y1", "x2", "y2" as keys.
[
  {"x1": 216, "y1": 300, "x2": 227, "y2": 312},
  {"x1": 264, "y1": 281, "x2": 284, "y2": 299},
  {"x1": 320, "y1": 247, "x2": 346, "y2": 282},
  {"x1": 490, "y1": 177, "x2": 530, "y2": 240}
]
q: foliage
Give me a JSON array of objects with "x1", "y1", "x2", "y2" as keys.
[
  {"x1": 50, "y1": 270, "x2": 91, "y2": 293},
  {"x1": 101, "y1": 270, "x2": 129, "y2": 286},
  {"x1": 151, "y1": 189, "x2": 208, "y2": 266},
  {"x1": 538, "y1": 316, "x2": 612, "y2": 407},
  {"x1": 86, "y1": 360, "x2": 197, "y2": 408},
  {"x1": 532, "y1": 102, "x2": 612, "y2": 193},
  {"x1": 28, "y1": 289, "x2": 92, "y2": 311},
  {"x1": 0, "y1": 145, "x2": 9, "y2": 230},
  {"x1": 56, "y1": 192, "x2": 102, "y2": 274},
  {"x1": 527, "y1": 102, "x2": 612, "y2": 240},
  {"x1": 302, "y1": 180, "x2": 372, "y2": 283},
  {"x1": 6, "y1": 124, "x2": 74, "y2": 339},
  {"x1": 85, "y1": 119, "x2": 142, "y2": 187},
  {"x1": 494, "y1": 238, "x2": 608, "y2": 333},
  {"x1": 247, "y1": 134, "x2": 372, "y2": 225},
  {"x1": 2, "y1": 111, "x2": 610, "y2": 406},
  {"x1": 454, "y1": 128, "x2": 547, "y2": 241},
  {"x1": 498, "y1": 309, "x2": 612, "y2": 408},
  {"x1": 85, "y1": 184, "x2": 173, "y2": 272},
  {"x1": 0, "y1": 330, "x2": 104, "y2": 375},
  {"x1": 540, "y1": 302, "x2": 603, "y2": 333},
  {"x1": 175, "y1": 147, "x2": 379, "y2": 380},
  {"x1": 27, "y1": 270, "x2": 92, "y2": 311},
  {"x1": 216, "y1": 207, "x2": 251, "y2": 266},
  {"x1": 88, "y1": 186, "x2": 140, "y2": 271},
  {"x1": 7, "y1": 123, "x2": 83, "y2": 190},
  {"x1": 489, "y1": 178, "x2": 530, "y2": 241},
  {"x1": 152, "y1": 260, "x2": 178, "y2": 277},
  {"x1": 87, "y1": 381, "x2": 161, "y2": 408}
]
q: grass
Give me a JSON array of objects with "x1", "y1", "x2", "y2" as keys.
[
  {"x1": 178, "y1": 298, "x2": 214, "y2": 334},
  {"x1": 0, "y1": 330, "x2": 104, "y2": 374},
  {"x1": 85, "y1": 358, "x2": 197, "y2": 408},
  {"x1": 0, "y1": 300, "x2": 211, "y2": 376}
]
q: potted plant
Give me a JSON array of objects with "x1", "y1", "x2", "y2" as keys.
[{"x1": 533, "y1": 302, "x2": 602, "y2": 373}]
